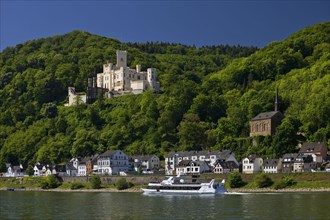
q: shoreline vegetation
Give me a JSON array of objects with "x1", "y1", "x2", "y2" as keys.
[
  {"x1": 0, "y1": 172, "x2": 329, "y2": 193},
  {"x1": 1, "y1": 187, "x2": 330, "y2": 193}
]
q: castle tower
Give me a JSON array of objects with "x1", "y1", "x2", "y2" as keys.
[
  {"x1": 147, "y1": 68, "x2": 157, "y2": 90},
  {"x1": 116, "y1": 50, "x2": 127, "y2": 68}
]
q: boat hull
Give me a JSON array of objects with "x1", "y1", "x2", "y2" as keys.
[{"x1": 141, "y1": 188, "x2": 227, "y2": 194}]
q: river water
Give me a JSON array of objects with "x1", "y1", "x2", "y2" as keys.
[{"x1": 1, "y1": 191, "x2": 329, "y2": 219}]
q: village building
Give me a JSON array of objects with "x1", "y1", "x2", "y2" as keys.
[
  {"x1": 77, "y1": 161, "x2": 87, "y2": 176},
  {"x1": 86, "y1": 155, "x2": 99, "y2": 176},
  {"x1": 282, "y1": 153, "x2": 298, "y2": 173},
  {"x1": 242, "y1": 155, "x2": 263, "y2": 174},
  {"x1": 175, "y1": 160, "x2": 210, "y2": 175},
  {"x1": 5, "y1": 164, "x2": 25, "y2": 177},
  {"x1": 213, "y1": 160, "x2": 239, "y2": 174},
  {"x1": 33, "y1": 163, "x2": 47, "y2": 176},
  {"x1": 249, "y1": 89, "x2": 284, "y2": 137},
  {"x1": 97, "y1": 150, "x2": 129, "y2": 175},
  {"x1": 298, "y1": 142, "x2": 328, "y2": 163},
  {"x1": 293, "y1": 154, "x2": 316, "y2": 173},
  {"x1": 263, "y1": 158, "x2": 282, "y2": 173},
  {"x1": 131, "y1": 155, "x2": 160, "y2": 172}
]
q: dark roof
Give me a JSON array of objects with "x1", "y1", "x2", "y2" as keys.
[
  {"x1": 299, "y1": 142, "x2": 327, "y2": 154},
  {"x1": 132, "y1": 155, "x2": 157, "y2": 161},
  {"x1": 215, "y1": 160, "x2": 239, "y2": 169},
  {"x1": 99, "y1": 150, "x2": 122, "y2": 157},
  {"x1": 177, "y1": 160, "x2": 191, "y2": 167},
  {"x1": 66, "y1": 162, "x2": 77, "y2": 170},
  {"x1": 177, "y1": 160, "x2": 208, "y2": 167},
  {"x1": 250, "y1": 111, "x2": 283, "y2": 121},
  {"x1": 282, "y1": 153, "x2": 299, "y2": 160},
  {"x1": 295, "y1": 154, "x2": 313, "y2": 163},
  {"x1": 263, "y1": 159, "x2": 280, "y2": 167},
  {"x1": 166, "y1": 150, "x2": 233, "y2": 159},
  {"x1": 55, "y1": 165, "x2": 66, "y2": 172},
  {"x1": 244, "y1": 154, "x2": 260, "y2": 162}
]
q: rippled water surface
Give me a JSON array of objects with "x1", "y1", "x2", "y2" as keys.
[{"x1": 1, "y1": 191, "x2": 329, "y2": 219}]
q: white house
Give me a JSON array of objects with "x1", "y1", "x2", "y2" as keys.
[
  {"x1": 5, "y1": 164, "x2": 24, "y2": 177},
  {"x1": 77, "y1": 162, "x2": 87, "y2": 176},
  {"x1": 242, "y1": 155, "x2": 263, "y2": 174},
  {"x1": 97, "y1": 150, "x2": 129, "y2": 175},
  {"x1": 131, "y1": 155, "x2": 160, "y2": 172},
  {"x1": 175, "y1": 160, "x2": 210, "y2": 175},
  {"x1": 263, "y1": 159, "x2": 282, "y2": 173},
  {"x1": 33, "y1": 163, "x2": 47, "y2": 176}
]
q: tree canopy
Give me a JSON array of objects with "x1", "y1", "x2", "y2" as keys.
[{"x1": 0, "y1": 22, "x2": 329, "y2": 169}]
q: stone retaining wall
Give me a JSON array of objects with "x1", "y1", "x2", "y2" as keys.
[{"x1": 60, "y1": 175, "x2": 164, "y2": 185}]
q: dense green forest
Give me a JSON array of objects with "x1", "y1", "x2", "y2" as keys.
[{"x1": 0, "y1": 22, "x2": 329, "y2": 171}]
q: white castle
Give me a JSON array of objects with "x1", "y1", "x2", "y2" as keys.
[
  {"x1": 66, "y1": 50, "x2": 160, "y2": 106},
  {"x1": 97, "y1": 50, "x2": 159, "y2": 93}
]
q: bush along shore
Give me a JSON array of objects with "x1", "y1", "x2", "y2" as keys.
[{"x1": 0, "y1": 173, "x2": 329, "y2": 193}]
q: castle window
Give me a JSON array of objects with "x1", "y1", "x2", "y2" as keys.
[{"x1": 256, "y1": 124, "x2": 259, "y2": 132}]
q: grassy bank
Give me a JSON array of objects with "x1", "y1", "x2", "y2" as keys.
[{"x1": 1, "y1": 172, "x2": 329, "y2": 192}]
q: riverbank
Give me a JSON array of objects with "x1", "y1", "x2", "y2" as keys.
[{"x1": 1, "y1": 186, "x2": 330, "y2": 193}]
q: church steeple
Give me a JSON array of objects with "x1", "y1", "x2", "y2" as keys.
[{"x1": 275, "y1": 87, "x2": 279, "y2": 112}]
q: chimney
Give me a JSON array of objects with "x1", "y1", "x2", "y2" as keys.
[{"x1": 275, "y1": 87, "x2": 279, "y2": 112}]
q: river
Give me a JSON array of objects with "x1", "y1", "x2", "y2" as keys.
[{"x1": 1, "y1": 191, "x2": 329, "y2": 219}]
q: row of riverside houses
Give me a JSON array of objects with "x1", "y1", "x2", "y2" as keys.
[
  {"x1": 165, "y1": 142, "x2": 330, "y2": 175},
  {"x1": 3, "y1": 142, "x2": 329, "y2": 177},
  {"x1": 242, "y1": 142, "x2": 329, "y2": 174},
  {"x1": 49, "y1": 150, "x2": 159, "y2": 177},
  {"x1": 165, "y1": 150, "x2": 240, "y2": 175},
  {"x1": 2, "y1": 150, "x2": 160, "y2": 177}
]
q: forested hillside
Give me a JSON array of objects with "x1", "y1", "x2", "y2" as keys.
[{"x1": 0, "y1": 22, "x2": 329, "y2": 170}]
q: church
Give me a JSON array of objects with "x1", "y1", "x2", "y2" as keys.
[{"x1": 249, "y1": 89, "x2": 284, "y2": 137}]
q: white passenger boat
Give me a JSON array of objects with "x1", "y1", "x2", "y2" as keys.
[{"x1": 142, "y1": 174, "x2": 227, "y2": 194}]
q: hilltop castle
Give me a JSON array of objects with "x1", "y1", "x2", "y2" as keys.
[{"x1": 66, "y1": 50, "x2": 160, "y2": 106}]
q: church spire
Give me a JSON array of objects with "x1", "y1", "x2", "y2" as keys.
[{"x1": 275, "y1": 87, "x2": 279, "y2": 112}]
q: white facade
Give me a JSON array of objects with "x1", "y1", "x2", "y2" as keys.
[
  {"x1": 97, "y1": 50, "x2": 160, "y2": 93},
  {"x1": 5, "y1": 164, "x2": 24, "y2": 177},
  {"x1": 97, "y1": 150, "x2": 130, "y2": 175},
  {"x1": 78, "y1": 163, "x2": 87, "y2": 176},
  {"x1": 133, "y1": 155, "x2": 160, "y2": 171},
  {"x1": 242, "y1": 156, "x2": 263, "y2": 174},
  {"x1": 176, "y1": 161, "x2": 210, "y2": 175},
  {"x1": 263, "y1": 159, "x2": 282, "y2": 174}
]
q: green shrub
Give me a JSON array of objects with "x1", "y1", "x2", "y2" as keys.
[
  {"x1": 273, "y1": 175, "x2": 295, "y2": 190},
  {"x1": 40, "y1": 175, "x2": 61, "y2": 189},
  {"x1": 228, "y1": 172, "x2": 245, "y2": 188},
  {"x1": 116, "y1": 178, "x2": 129, "y2": 190},
  {"x1": 70, "y1": 182, "x2": 84, "y2": 190},
  {"x1": 90, "y1": 175, "x2": 101, "y2": 189},
  {"x1": 254, "y1": 173, "x2": 273, "y2": 188}
]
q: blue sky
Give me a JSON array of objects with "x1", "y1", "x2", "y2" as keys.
[{"x1": 0, "y1": 0, "x2": 329, "y2": 51}]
